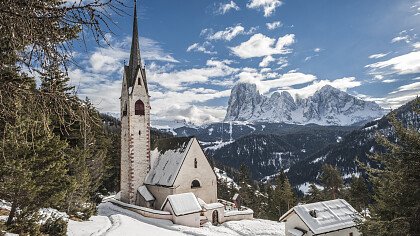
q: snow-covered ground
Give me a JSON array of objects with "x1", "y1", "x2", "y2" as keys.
[{"x1": 67, "y1": 202, "x2": 285, "y2": 236}]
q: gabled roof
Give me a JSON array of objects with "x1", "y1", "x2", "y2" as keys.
[
  {"x1": 279, "y1": 199, "x2": 361, "y2": 235},
  {"x1": 144, "y1": 137, "x2": 194, "y2": 187},
  {"x1": 137, "y1": 186, "x2": 154, "y2": 202},
  {"x1": 161, "y1": 193, "x2": 202, "y2": 216}
]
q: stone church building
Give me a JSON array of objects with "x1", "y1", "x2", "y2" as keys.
[{"x1": 119, "y1": 1, "x2": 217, "y2": 210}]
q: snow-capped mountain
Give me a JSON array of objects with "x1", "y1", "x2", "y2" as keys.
[{"x1": 225, "y1": 83, "x2": 386, "y2": 126}]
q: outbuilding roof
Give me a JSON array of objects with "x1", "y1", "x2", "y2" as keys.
[
  {"x1": 144, "y1": 137, "x2": 194, "y2": 187},
  {"x1": 137, "y1": 186, "x2": 154, "y2": 202},
  {"x1": 161, "y1": 193, "x2": 202, "y2": 216},
  {"x1": 279, "y1": 199, "x2": 361, "y2": 235}
]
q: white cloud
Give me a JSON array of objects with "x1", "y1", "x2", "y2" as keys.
[
  {"x1": 215, "y1": 1, "x2": 240, "y2": 15},
  {"x1": 366, "y1": 51, "x2": 420, "y2": 75},
  {"x1": 391, "y1": 35, "x2": 410, "y2": 43},
  {"x1": 357, "y1": 89, "x2": 419, "y2": 109},
  {"x1": 203, "y1": 25, "x2": 256, "y2": 41},
  {"x1": 149, "y1": 89, "x2": 231, "y2": 125},
  {"x1": 259, "y1": 55, "x2": 275, "y2": 67},
  {"x1": 89, "y1": 47, "x2": 127, "y2": 73},
  {"x1": 237, "y1": 69, "x2": 317, "y2": 94},
  {"x1": 230, "y1": 33, "x2": 295, "y2": 59},
  {"x1": 390, "y1": 80, "x2": 420, "y2": 94},
  {"x1": 266, "y1": 21, "x2": 282, "y2": 30},
  {"x1": 149, "y1": 59, "x2": 239, "y2": 90},
  {"x1": 154, "y1": 105, "x2": 227, "y2": 125},
  {"x1": 282, "y1": 77, "x2": 362, "y2": 99},
  {"x1": 139, "y1": 37, "x2": 179, "y2": 63},
  {"x1": 187, "y1": 42, "x2": 217, "y2": 54},
  {"x1": 314, "y1": 48, "x2": 321, "y2": 52},
  {"x1": 65, "y1": 35, "x2": 179, "y2": 114},
  {"x1": 368, "y1": 53, "x2": 388, "y2": 59},
  {"x1": 413, "y1": 42, "x2": 420, "y2": 49},
  {"x1": 247, "y1": 0, "x2": 282, "y2": 17}
]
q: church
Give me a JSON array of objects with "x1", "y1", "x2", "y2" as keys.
[{"x1": 119, "y1": 1, "x2": 218, "y2": 211}]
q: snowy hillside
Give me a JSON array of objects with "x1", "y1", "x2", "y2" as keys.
[
  {"x1": 67, "y1": 201, "x2": 285, "y2": 236},
  {"x1": 225, "y1": 83, "x2": 386, "y2": 126}
]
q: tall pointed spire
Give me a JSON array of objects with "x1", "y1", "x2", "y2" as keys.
[{"x1": 128, "y1": 0, "x2": 141, "y2": 86}]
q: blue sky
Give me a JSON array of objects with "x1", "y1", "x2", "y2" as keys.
[{"x1": 69, "y1": 0, "x2": 420, "y2": 125}]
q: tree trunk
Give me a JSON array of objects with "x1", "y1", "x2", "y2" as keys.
[{"x1": 6, "y1": 201, "x2": 17, "y2": 226}]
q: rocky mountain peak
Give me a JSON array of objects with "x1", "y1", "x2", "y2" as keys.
[{"x1": 224, "y1": 83, "x2": 387, "y2": 126}]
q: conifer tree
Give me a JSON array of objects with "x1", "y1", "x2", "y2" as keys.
[
  {"x1": 348, "y1": 175, "x2": 370, "y2": 212},
  {"x1": 360, "y1": 108, "x2": 420, "y2": 235},
  {"x1": 320, "y1": 164, "x2": 343, "y2": 199},
  {"x1": 238, "y1": 164, "x2": 254, "y2": 208},
  {"x1": 272, "y1": 172, "x2": 295, "y2": 217},
  {"x1": 306, "y1": 183, "x2": 324, "y2": 203},
  {"x1": 0, "y1": 0, "x2": 122, "y2": 232}
]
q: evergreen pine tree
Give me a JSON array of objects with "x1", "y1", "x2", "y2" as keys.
[
  {"x1": 272, "y1": 171, "x2": 295, "y2": 218},
  {"x1": 320, "y1": 164, "x2": 343, "y2": 199},
  {"x1": 348, "y1": 175, "x2": 370, "y2": 212},
  {"x1": 306, "y1": 183, "x2": 324, "y2": 203},
  {"x1": 360, "y1": 108, "x2": 420, "y2": 235}
]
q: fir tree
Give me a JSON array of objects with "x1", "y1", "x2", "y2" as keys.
[
  {"x1": 348, "y1": 175, "x2": 370, "y2": 212},
  {"x1": 320, "y1": 164, "x2": 343, "y2": 199},
  {"x1": 306, "y1": 183, "x2": 324, "y2": 203},
  {"x1": 360, "y1": 109, "x2": 420, "y2": 235},
  {"x1": 272, "y1": 172, "x2": 295, "y2": 217}
]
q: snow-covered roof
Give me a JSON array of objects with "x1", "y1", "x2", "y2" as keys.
[
  {"x1": 161, "y1": 193, "x2": 202, "y2": 216},
  {"x1": 279, "y1": 199, "x2": 360, "y2": 235},
  {"x1": 203, "y1": 202, "x2": 224, "y2": 210},
  {"x1": 145, "y1": 137, "x2": 194, "y2": 187},
  {"x1": 137, "y1": 186, "x2": 154, "y2": 202}
]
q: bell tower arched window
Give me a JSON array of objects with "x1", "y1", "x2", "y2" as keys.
[
  {"x1": 191, "y1": 180, "x2": 201, "y2": 188},
  {"x1": 135, "y1": 100, "x2": 145, "y2": 115}
]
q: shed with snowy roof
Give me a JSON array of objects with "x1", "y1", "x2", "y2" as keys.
[
  {"x1": 161, "y1": 193, "x2": 202, "y2": 227},
  {"x1": 279, "y1": 199, "x2": 362, "y2": 236},
  {"x1": 144, "y1": 137, "x2": 218, "y2": 209}
]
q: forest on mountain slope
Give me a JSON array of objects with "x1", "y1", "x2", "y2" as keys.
[{"x1": 0, "y1": 0, "x2": 418, "y2": 235}]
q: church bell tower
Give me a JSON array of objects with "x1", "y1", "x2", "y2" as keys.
[{"x1": 120, "y1": 0, "x2": 151, "y2": 204}]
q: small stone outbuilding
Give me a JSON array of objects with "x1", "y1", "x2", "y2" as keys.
[
  {"x1": 279, "y1": 199, "x2": 361, "y2": 236},
  {"x1": 161, "y1": 193, "x2": 202, "y2": 228}
]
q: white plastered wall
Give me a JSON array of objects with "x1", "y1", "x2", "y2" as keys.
[{"x1": 172, "y1": 138, "x2": 217, "y2": 204}]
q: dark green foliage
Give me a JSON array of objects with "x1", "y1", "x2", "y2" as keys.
[
  {"x1": 320, "y1": 164, "x2": 343, "y2": 199},
  {"x1": 41, "y1": 217, "x2": 67, "y2": 236},
  {"x1": 268, "y1": 171, "x2": 295, "y2": 218},
  {"x1": 360, "y1": 107, "x2": 420, "y2": 235},
  {"x1": 305, "y1": 183, "x2": 325, "y2": 203},
  {"x1": 289, "y1": 97, "x2": 420, "y2": 187},
  {"x1": 0, "y1": 0, "x2": 123, "y2": 233},
  {"x1": 153, "y1": 136, "x2": 193, "y2": 154},
  {"x1": 348, "y1": 176, "x2": 370, "y2": 212}
]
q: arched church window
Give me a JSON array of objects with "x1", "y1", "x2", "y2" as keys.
[
  {"x1": 123, "y1": 103, "x2": 128, "y2": 116},
  {"x1": 135, "y1": 100, "x2": 145, "y2": 115},
  {"x1": 191, "y1": 179, "x2": 201, "y2": 188},
  {"x1": 194, "y1": 158, "x2": 197, "y2": 168}
]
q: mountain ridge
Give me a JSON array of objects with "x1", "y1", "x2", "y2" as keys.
[{"x1": 225, "y1": 83, "x2": 386, "y2": 126}]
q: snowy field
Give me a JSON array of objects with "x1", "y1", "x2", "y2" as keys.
[{"x1": 67, "y1": 202, "x2": 285, "y2": 236}]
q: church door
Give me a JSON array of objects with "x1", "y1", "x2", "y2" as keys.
[{"x1": 212, "y1": 210, "x2": 219, "y2": 226}]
